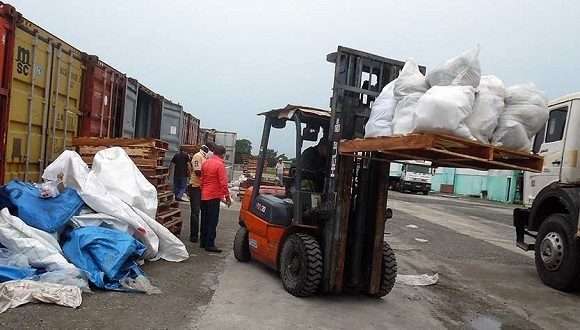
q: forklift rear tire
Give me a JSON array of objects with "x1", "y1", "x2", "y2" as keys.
[
  {"x1": 279, "y1": 233, "x2": 322, "y2": 297},
  {"x1": 535, "y1": 213, "x2": 580, "y2": 291},
  {"x1": 234, "y1": 227, "x2": 251, "y2": 262},
  {"x1": 368, "y1": 241, "x2": 397, "y2": 298}
]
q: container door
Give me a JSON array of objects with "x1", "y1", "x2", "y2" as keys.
[
  {"x1": 45, "y1": 45, "x2": 82, "y2": 167},
  {"x1": 5, "y1": 29, "x2": 52, "y2": 182},
  {"x1": 160, "y1": 100, "x2": 183, "y2": 167}
]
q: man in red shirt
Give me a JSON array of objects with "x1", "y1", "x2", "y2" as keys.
[{"x1": 200, "y1": 144, "x2": 232, "y2": 253}]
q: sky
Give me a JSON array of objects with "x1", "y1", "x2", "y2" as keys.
[{"x1": 8, "y1": 0, "x2": 579, "y2": 156}]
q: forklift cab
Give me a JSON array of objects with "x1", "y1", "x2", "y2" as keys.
[{"x1": 250, "y1": 105, "x2": 331, "y2": 228}]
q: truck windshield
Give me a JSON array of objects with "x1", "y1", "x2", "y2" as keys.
[{"x1": 406, "y1": 165, "x2": 430, "y2": 174}]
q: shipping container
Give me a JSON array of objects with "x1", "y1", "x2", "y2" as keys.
[
  {"x1": 214, "y1": 131, "x2": 237, "y2": 181},
  {"x1": 180, "y1": 111, "x2": 200, "y2": 145},
  {"x1": 79, "y1": 55, "x2": 126, "y2": 138},
  {"x1": 198, "y1": 128, "x2": 216, "y2": 145},
  {"x1": 134, "y1": 82, "x2": 162, "y2": 139},
  {"x1": 0, "y1": 5, "x2": 17, "y2": 182},
  {"x1": 119, "y1": 77, "x2": 138, "y2": 138},
  {"x1": 160, "y1": 98, "x2": 183, "y2": 168},
  {"x1": 3, "y1": 6, "x2": 84, "y2": 183}
]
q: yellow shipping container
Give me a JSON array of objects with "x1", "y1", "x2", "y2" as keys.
[{"x1": 5, "y1": 17, "x2": 84, "y2": 182}]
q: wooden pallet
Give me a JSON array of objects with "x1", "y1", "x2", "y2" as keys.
[
  {"x1": 163, "y1": 217, "x2": 183, "y2": 235},
  {"x1": 339, "y1": 133, "x2": 544, "y2": 172},
  {"x1": 157, "y1": 191, "x2": 175, "y2": 204},
  {"x1": 72, "y1": 137, "x2": 168, "y2": 150}
]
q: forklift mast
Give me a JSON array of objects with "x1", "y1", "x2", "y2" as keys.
[{"x1": 322, "y1": 47, "x2": 425, "y2": 294}]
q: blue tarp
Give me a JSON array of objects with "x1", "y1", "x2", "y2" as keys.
[
  {"x1": 5, "y1": 179, "x2": 84, "y2": 233},
  {"x1": 0, "y1": 265, "x2": 36, "y2": 283},
  {"x1": 61, "y1": 226, "x2": 147, "y2": 291}
]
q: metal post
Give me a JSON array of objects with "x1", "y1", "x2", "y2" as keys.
[
  {"x1": 50, "y1": 46, "x2": 62, "y2": 162},
  {"x1": 24, "y1": 33, "x2": 38, "y2": 181},
  {"x1": 293, "y1": 114, "x2": 303, "y2": 224},
  {"x1": 250, "y1": 116, "x2": 271, "y2": 211},
  {"x1": 39, "y1": 41, "x2": 53, "y2": 181},
  {"x1": 62, "y1": 52, "x2": 72, "y2": 151},
  {"x1": 100, "y1": 70, "x2": 107, "y2": 137}
]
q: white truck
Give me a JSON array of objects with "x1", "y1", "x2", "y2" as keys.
[
  {"x1": 514, "y1": 92, "x2": 580, "y2": 291},
  {"x1": 389, "y1": 161, "x2": 433, "y2": 195}
]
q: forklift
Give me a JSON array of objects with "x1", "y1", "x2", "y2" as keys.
[{"x1": 234, "y1": 47, "x2": 419, "y2": 297}]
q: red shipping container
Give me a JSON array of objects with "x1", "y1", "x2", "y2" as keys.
[
  {"x1": 79, "y1": 55, "x2": 126, "y2": 137},
  {"x1": 0, "y1": 5, "x2": 16, "y2": 182}
]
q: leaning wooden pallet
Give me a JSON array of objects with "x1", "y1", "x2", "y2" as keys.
[{"x1": 71, "y1": 137, "x2": 183, "y2": 236}]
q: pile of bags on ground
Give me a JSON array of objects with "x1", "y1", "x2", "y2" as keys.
[
  {"x1": 365, "y1": 46, "x2": 549, "y2": 151},
  {"x1": 0, "y1": 147, "x2": 188, "y2": 313}
]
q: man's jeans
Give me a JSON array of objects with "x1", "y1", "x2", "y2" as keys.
[
  {"x1": 188, "y1": 186, "x2": 201, "y2": 240},
  {"x1": 174, "y1": 176, "x2": 188, "y2": 200}
]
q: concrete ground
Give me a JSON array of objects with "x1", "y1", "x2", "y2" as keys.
[{"x1": 2, "y1": 192, "x2": 580, "y2": 329}]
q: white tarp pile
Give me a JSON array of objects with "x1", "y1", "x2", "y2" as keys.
[
  {"x1": 364, "y1": 46, "x2": 549, "y2": 151},
  {"x1": 0, "y1": 147, "x2": 188, "y2": 313}
]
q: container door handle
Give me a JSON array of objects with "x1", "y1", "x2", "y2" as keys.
[{"x1": 552, "y1": 160, "x2": 561, "y2": 165}]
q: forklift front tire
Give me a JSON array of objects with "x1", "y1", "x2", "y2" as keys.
[
  {"x1": 280, "y1": 233, "x2": 322, "y2": 297},
  {"x1": 368, "y1": 241, "x2": 397, "y2": 298},
  {"x1": 234, "y1": 227, "x2": 251, "y2": 262}
]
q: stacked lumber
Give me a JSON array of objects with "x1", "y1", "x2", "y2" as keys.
[{"x1": 72, "y1": 137, "x2": 183, "y2": 235}]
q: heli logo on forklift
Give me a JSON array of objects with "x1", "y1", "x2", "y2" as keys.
[
  {"x1": 249, "y1": 238, "x2": 258, "y2": 249},
  {"x1": 16, "y1": 46, "x2": 31, "y2": 76},
  {"x1": 256, "y1": 202, "x2": 266, "y2": 213}
]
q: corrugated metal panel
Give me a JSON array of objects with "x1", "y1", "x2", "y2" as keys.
[
  {"x1": 0, "y1": 5, "x2": 16, "y2": 183},
  {"x1": 160, "y1": 99, "x2": 183, "y2": 167},
  {"x1": 135, "y1": 83, "x2": 162, "y2": 138},
  {"x1": 79, "y1": 55, "x2": 126, "y2": 138},
  {"x1": 214, "y1": 131, "x2": 236, "y2": 181},
  {"x1": 5, "y1": 15, "x2": 84, "y2": 182},
  {"x1": 121, "y1": 78, "x2": 138, "y2": 138}
]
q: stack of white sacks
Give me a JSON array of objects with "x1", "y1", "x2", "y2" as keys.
[{"x1": 365, "y1": 46, "x2": 549, "y2": 151}]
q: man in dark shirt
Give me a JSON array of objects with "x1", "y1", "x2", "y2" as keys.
[
  {"x1": 300, "y1": 137, "x2": 329, "y2": 192},
  {"x1": 169, "y1": 146, "x2": 193, "y2": 201}
]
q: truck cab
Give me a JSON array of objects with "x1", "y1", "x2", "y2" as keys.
[
  {"x1": 514, "y1": 92, "x2": 580, "y2": 291},
  {"x1": 390, "y1": 160, "x2": 433, "y2": 195}
]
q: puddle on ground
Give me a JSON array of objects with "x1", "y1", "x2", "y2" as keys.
[{"x1": 468, "y1": 315, "x2": 502, "y2": 330}]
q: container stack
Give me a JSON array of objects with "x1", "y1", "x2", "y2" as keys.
[{"x1": 71, "y1": 137, "x2": 183, "y2": 235}]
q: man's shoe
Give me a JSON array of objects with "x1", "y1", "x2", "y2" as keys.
[
  {"x1": 190, "y1": 237, "x2": 198, "y2": 243},
  {"x1": 205, "y1": 246, "x2": 222, "y2": 253},
  {"x1": 181, "y1": 195, "x2": 190, "y2": 202}
]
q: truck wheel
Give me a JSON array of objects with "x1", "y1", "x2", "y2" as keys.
[
  {"x1": 279, "y1": 233, "x2": 322, "y2": 297},
  {"x1": 422, "y1": 190, "x2": 429, "y2": 195},
  {"x1": 367, "y1": 241, "x2": 397, "y2": 298},
  {"x1": 535, "y1": 213, "x2": 580, "y2": 291},
  {"x1": 233, "y1": 227, "x2": 251, "y2": 262}
]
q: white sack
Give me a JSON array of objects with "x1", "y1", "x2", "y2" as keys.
[
  {"x1": 392, "y1": 60, "x2": 429, "y2": 135},
  {"x1": 426, "y1": 46, "x2": 481, "y2": 88},
  {"x1": 42, "y1": 150, "x2": 188, "y2": 262},
  {"x1": 466, "y1": 75, "x2": 506, "y2": 143},
  {"x1": 0, "y1": 208, "x2": 75, "y2": 272},
  {"x1": 365, "y1": 79, "x2": 398, "y2": 138},
  {"x1": 92, "y1": 147, "x2": 158, "y2": 219},
  {"x1": 491, "y1": 83, "x2": 549, "y2": 151},
  {"x1": 411, "y1": 85, "x2": 476, "y2": 138},
  {"x1": 0, "y1": 280, "x2": 82, "y2": 314}
]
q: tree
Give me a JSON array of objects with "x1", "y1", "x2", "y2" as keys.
[
  {"x1": 265, "y1": 149, "x2": 278, "y2": 167},
  {"x1": 234, "y1": 139, "x2": 252, "y2": 164}
]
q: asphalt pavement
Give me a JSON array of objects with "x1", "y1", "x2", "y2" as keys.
[{"x1": 3, "y1": 192, "x2": 580, "y2": 329}]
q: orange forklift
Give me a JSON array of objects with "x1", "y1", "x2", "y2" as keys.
[
  {"x1": 233, "y1": 47, "x2": 415, "y2": 297},
  {"x1": 233, "y1": 47, "x2": 545, "y2": 298}
]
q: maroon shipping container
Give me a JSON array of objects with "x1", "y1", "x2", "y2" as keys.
[{"x1": 79, "y1": 55, "x2": 126, "y2": 137}]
